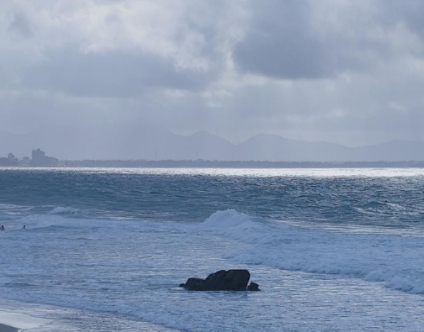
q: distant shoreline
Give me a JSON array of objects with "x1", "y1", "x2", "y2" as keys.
[{"x1": 3, "y1": 160, "x2": 424, "y2": 169}]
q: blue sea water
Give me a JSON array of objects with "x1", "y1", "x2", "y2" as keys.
[{"x1": 1, "y1": 167, "x2": 424, "y2": 331}]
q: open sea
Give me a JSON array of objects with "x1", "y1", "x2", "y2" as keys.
[{"x1": 1, "y1": 167, "x2": 424, "y2": 331}]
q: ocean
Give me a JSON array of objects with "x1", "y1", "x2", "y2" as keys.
[{"x1": 1, "y1": 167, "x2": 424, "y2": 331}]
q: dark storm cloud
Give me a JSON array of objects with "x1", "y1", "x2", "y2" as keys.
[
  {"x1": 234, "y1": 0, "x2": 334, "y2": 79},
  {"x1": 20, "y1": 49, "x2": 216, "y2": 97},
  {"x1": 232, "y1": 0, "x2": 389, "y2": 80}
]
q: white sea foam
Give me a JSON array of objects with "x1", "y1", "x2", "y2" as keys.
[
  {"x1": 197, "y1": 209, "x2": 424, "y2": 295},
  {"x1": 0, "y1": 203, "x2": 33, "y2": 212},
  {"x1": 48, "y1": 206, "x2": 88, "y2": 217}
]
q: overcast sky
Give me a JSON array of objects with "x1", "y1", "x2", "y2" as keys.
[{"x1": 2, "y1": 0, "x2": 424, "y2": 147}]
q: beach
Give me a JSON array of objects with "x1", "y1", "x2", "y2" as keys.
[
  {"x1": 0, "y1": 324, "x2": 19, "y2": 332},
  {"x1": 0, "y1": 296, "x2": 182, "y2": 331},
  {"x1": 0, "y1": 299, "x2": 53, "y2": 332}
]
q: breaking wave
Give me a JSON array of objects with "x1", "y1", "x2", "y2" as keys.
[{"x1": 198, "y1": 209, "x2": 424, "y2": 294}]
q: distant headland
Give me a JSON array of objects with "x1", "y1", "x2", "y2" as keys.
[
  {"x1": 2, "y1": 130, "x2": 424, "y2": 163},
  {"x1": 2, "y1": 148, "x2": 424, "y2": 168}
]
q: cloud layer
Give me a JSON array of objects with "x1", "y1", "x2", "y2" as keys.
[{"x1": 2, "y1": 0, "x2": 424, "y2": 153}]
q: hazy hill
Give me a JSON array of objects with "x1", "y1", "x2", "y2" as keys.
[
  {"x1": 1, "y1": 127, "x2": 424, "y2": 162},
  {"x1": 349, "y1": 140, "x2": 424, "y2": 161},
  {"x1": 235, "y1": 134, "x2": 349, "y2": 162},
  {"x1": 184, "y1": 131, "x2": 235, "y2": 160}
]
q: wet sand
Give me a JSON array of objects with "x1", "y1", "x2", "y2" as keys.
[{"x1": 0, "y1": 323, "x2": 19, "y2": 332}]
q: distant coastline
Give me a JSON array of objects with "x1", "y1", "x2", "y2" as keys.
[
  {"x1": 3, "y1": 148, "x2": 424, "y2": 169},
  {"x1": 54, "y1": 159, "x2": 424, "y2": 168},
  {"x1": 3, "y1": 159, "x2": 424, "y2": 169},
  {"x1": 2, "y1": 131, "x2": 424, "y2": 163}
]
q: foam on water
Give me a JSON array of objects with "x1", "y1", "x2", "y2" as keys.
[
  {"x1": 10, "y1": 207, "x2": 424, "y2": 296},
  {"x1": 2, "y1": 208, "x2": 424, "y2": 331},
  {"x1": 4, "y1": 207, "x2": 424, "y2": 297},
  {"x1": 48, "y1": 206, "x2": 88, "y2": 217},
  {"x1": 197, "y1": 209, "x2": 424, "y2": 294}
]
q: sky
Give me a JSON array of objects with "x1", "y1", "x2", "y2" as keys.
[{"x1": 2, "y1": 0, "x2": 424, "y2": 147}]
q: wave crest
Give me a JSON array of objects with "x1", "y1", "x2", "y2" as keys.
[
  {"x1": 199, "y1": 209, "x2": 424, "y2": 295},
  {"x1": 48, "y1": 206, "x2": 88, "y2": 217}
]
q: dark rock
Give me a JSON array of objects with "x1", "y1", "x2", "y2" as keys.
[
  {"x1": 247, "y1": 281, "x2": 260, "y2": 291},
  {"x1": 205, "y1": 269, "x2": 250, "y2": 291},
  {"x1": 182, "y1": 278, "x2": 207, "y2": 291},
  {"x1": 180, "y1": 269, "x2": 259, "y2": 291}
]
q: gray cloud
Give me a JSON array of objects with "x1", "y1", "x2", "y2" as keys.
[
  {"x1": 1, "y1": 0, "x2": 424, "y2": 153},
  {"x1": 8, "y1": 11, "x2": 33, "y2": 38},
  {"x1": 381, "y1": 0, "x2": 424, "y2": 38},
  {"x1": 234, "y1": 0, "x2": 338, "y2": 79},
  {"x1": 19, "y1": 49, "x2": 216, "y2": 97},
  {"x1": 232, "y1": 0, "x2": 420, "y2": 80}
]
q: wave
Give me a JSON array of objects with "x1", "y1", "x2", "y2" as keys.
[
  {"x1": 197, "y1": 209, "x2": 424, "y2": 295},
  {"x1": 5, "y1": 205, "x2": 424, "y2": 295},
  {"x1": 16, "y1": 209, "x2": 148, "y2": 232},
  {"x1": 48, "y1": 206, "x2": 89, "y2": 217},
  {"x1": 0, "y1": 206, "x2": 91, "y2": 230},
  {"x1": 0, "y1": 203, "x2": 34, "y2": 211}
]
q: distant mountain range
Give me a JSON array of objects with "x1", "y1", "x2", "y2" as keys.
[{"x1": 1, "y1": 126, "x2": 424, "y2": 162}]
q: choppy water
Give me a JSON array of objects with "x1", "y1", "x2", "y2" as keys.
[{"x1": 1, "y1": 167, "x2": 424, "y2": 331}]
